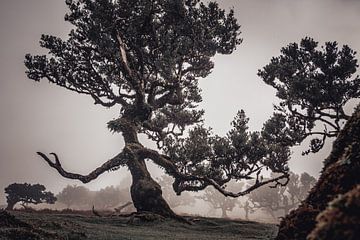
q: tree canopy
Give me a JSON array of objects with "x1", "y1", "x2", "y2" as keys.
[
  {"x1": 56, "y1": 185, "x2": 91, "y2": 208},
  {"x1": 258, "y1": 37, "x2": 360, "y2": 154},
  {"x1": 5, "y1": 183, "x2": 56, "y2": 210}
]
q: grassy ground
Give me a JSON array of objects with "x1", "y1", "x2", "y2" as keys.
[{"x1": 1, "y1": 210, "x2": 278, "y2": 240}]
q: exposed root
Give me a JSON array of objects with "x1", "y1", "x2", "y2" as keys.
[
  {"x1": 92, "y1": 205, "x2": 102, "y2": 217},
  {"x1": 114, "y1": 201, "x2": 133, "y2": 213}
]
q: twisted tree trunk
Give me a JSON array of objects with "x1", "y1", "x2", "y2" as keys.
[
  {"x1": 128, "y1": 156, "x2": 177, "y2": 218},
  {"x1": 5, "y1": 201, "x2": 16, "y2": 211},
  {"x1": 119, "y1": 112, "x2": 181, "y2": 220}
]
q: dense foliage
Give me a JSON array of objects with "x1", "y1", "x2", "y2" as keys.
[
  {"x1": 5, "y1": 183, "x2": 56, "y2": 210},
  {"x1": 259, "y1": 37, "x2": 360, "y2": 154}
]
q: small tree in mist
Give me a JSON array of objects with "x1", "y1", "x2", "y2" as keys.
[
  {"x1": 258, "y1": 37, "x2": 360, "y2": 154},
  {"x1": 241, "y1": 201, "x2": 253, "y2": 220},
  {"x1": 93, "y1": 186, "x2": 130, "y2": 210},
  {"x1": 56, "y1": 185, "x2": 91, "y2": 209},
  {"x1": 25, "y1": 0, "x2": 291, "y2": 219},
  {"x1": 157, "y1": 175, "x2": 195, "y2": 210},
  {"x1": 286, "y1": 172, "x2": 316, "y2": 205},
  {"x1": 197, "y1": 181, "x2": 244, "y2": 218},
  {"x1": 247, "y1": 172, "x2": 316, "y2": 220},
  {"x1": 57, "y1": 184, "x2": 132, "y2": 210},
  {"x1": 5, "y1": 183, "x2": 56, "y2": 210}
]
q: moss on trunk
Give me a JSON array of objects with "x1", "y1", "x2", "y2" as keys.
[{"x1": 276, "y1": 105, "x2": 360, "y2": 240}]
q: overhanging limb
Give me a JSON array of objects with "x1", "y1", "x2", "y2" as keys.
[{"x1": 37, "y1": 151, "x2": 129, "y2": 183}]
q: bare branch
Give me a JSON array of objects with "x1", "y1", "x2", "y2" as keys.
[
  {"x1": 37, "y1": 151, "x2": 128, "y2": 183},
  {"x1": 116, "y1": 32, "x2": 145, "y2": 103},
  {"x1": 205, "y1": 173, "x2": 289, "y2": 198},
  {"x1": 116, "y1": 33, "x2": 132, "y2": 77}
]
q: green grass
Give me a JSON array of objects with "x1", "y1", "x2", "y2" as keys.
[{"x1": 5, "y1": 211, "x2": 277, "y2": 240}]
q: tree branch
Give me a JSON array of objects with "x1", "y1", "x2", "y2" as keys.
[
  {"x1": 116, "y1": 32, "x2": 145, "y2": 102},
  {"x1": 206, "y1": 173, "x2": 289, "y2": 198},
  {"x1": 37, "y1": 151, "x2": 129, "y2": 183},
  {"x1": 139, "y1": 147, "x2": 289, "y2": 198}
]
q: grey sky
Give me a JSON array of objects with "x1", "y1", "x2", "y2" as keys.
[{"x1": 1, "y1": 0, "x2": 360, "y2": 205}]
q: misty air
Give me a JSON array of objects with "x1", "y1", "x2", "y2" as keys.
[{"x1": 0, "y1": 0, "x2": 359, "y2": 239}]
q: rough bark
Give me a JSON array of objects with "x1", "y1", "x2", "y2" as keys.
[
  {"x1": 276, "y1": 105, "x2": 360, "y2": 240},
  {"x1": 128, "y1": 156, "x2": 178, "y2": 218},
  {"x1": 121, "y1": 119, "x2": 183, "y2": 220},
  {"x1": 307, "y1": 185, "x2": 360, "y2": 240}
]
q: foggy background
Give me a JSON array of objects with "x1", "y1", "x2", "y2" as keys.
[{"x1": 1, "y1": 0, "x2": 360, "y2": 214}]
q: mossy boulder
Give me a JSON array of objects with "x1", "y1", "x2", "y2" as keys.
[
  {"x1": 276, "y1": 105, "x2": 360, "y2": 240},
  {"x1": 308, "y1": 185, "x2": 360, "y2": 240}
]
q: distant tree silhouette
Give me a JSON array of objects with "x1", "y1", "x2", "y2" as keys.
[
  {"x1": 248, "y1": 172, "x2": 316, "y2": 220},
  {"x1": 197, "y1": 181, "x2": 244, "y2": 218},
  {"x1": 241, "y1": 201, "x2": 253, "y2": 220},
  {"x1": 25, "y1": 0, "x2": 290, "y2": 219},
  {"x1": 247, "y1": 180, "x2": 285, "y2": 220},
  {"x1": 259, "y1": 37, "x2": 360, "y2": 154},
  {"x1": 287, "y1": 172, "x2": 316, "y2": 205},
  {"x1": 93, "y1": 186, "x2": 130, "y2": 210},
  {"x1": 157, "y1": 175, "x2": 195, "y2": 209},
  {"x1": 57, "y1": 184, "x2": 132, "y2": 210},
  {"x1": 5, "y1": 183, "x2": 56, "y2": 210},
  {"x1": 56, "y1": 185, "x2": 91, "y2": 209}
]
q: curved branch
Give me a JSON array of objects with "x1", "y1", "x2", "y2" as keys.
[
  {"x1": 140, "y1": 147, "x2": 289, "y2": 198},
  {"x1": 205, "y1": 173, "x2": 289, "y2": 198},
  {"x1": 287, "y1": 103, "x2": 339, "y2": 131},
  {"x1": 37, "y1": 151, "x2": 129, "y2": 183},
  {"x1": 138, "y1": 148, "x2": 182, "y2": 177}
]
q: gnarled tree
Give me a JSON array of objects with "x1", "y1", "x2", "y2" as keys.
[
  {"x1": 197, "y1": 181, "x2": 244, "y2": 218},
  {"x1": 247, "y1": 172, "x2": 316, "y2": 220},
  {"x1": 258, "y1": 37, "x2": 360, "y2": 154},
  {"x1": 25, "y1": 0, "x2": 289, "y2": 219},
  {"x1": 5, "y1": 183, "x2": 56, "y2": 210}
]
